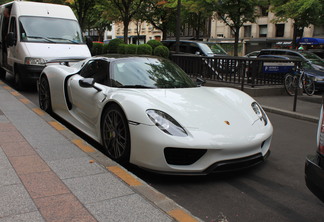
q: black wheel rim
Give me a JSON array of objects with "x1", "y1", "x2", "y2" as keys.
[
  {"x1": 39, "y1": 77, "x2": 50, "y2": 111},
  {"x1": 102, "y1": 109, "x2": 128, "y2": 159}
]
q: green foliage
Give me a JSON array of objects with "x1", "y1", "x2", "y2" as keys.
[
  {"x1": 108, "y1": 38, "x2": 124, "y2": 53},
  {"x1": 125, "y1": 44, "x2": 138, "y2": 54},
  {"x1": 117, "y1": 44, "x2": 127, "y2": 54},
  {"x1": 91, "y1": 42, "x2": 104, "y2": 56},
  {"x1": 137, "y1": 44, "x2": 153, "y2": 55},
  {"x1": 102, "y1": 44, "x2": 110, "y2": 54},
  {"x1": 147, "y1": 40, "x2": 162, "y2": 49},
  {"x1": 154, "y1": 45, "x2": 169, "y2": 58}
]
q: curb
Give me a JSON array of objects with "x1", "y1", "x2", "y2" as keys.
[{"x1": 0, "y1": 81, "x2": 202, "y2": 222}]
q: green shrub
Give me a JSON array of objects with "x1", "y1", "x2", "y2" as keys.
[
  {"x1": 117, "y1": 44, "x2": 127, "y2": 54},
  {"x1": 154, "y1": 45, "x2": 169, "y2": 58},
  {"x1": 91, "y1": 42, "x2": 103, "y2": 55},
  {"x1": 108, "y1": 38, "x2": 124, "y2": 53},
  {"x1": 137, "y1": 44, "x2": 152, "y2": 55},
  {"x1": 125, "y1": 44, "x2": 138, "y2": 54},
  {"x1": 147, "y1": 39, "x2": 162, "y2": 49},
  {"x1": 102, "y1": 44, "x2": 110, "y2": 54}
]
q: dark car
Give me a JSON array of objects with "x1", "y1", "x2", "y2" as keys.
[
  {"x1": 257, "y1": 53, "x2": 324, "y2": 92},
  {"x1": 161, "y1": 40, "x2": 228, "y2": 57},
  {"x1": 305, "y1": 103, "x2": 324, "y2": 202}
]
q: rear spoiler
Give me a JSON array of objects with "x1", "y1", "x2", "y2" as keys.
[{"x1": 45, "y1": 57, "x2": 87, "y2": 66}]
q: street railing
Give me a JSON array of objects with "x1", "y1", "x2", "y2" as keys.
[{"x1": 170, "y1": 54, "x2": 302, "y2": 89}]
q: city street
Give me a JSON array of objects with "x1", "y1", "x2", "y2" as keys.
[{"x1": 15, "y1": 84, "x2": 324, "y2": 222}]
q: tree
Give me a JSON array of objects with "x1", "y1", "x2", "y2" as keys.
[
  {"x1": 65, "y1": 0, "x2": 97, "y2": 30},
  {"x1": 107, "y1": 0, "x2": 144, "y2": 43},
  {"x1": 270, "y1": 0, "x2": 324, "y2": 49},
  {"x1": 182, "y1": 0, "x2": 214, "y2": 40},
  {"x1": 138, "y1": 0, "x2": 176, "y2": 40},
  {"x1": 209, "y1": 0, "x2": 258, "y2": 56}
]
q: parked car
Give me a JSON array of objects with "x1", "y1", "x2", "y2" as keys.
[
  {"x1": 258, "y1": 49, "x2": 324, "y2": 71},
  {"x1": 305, "y1": 102, "x2": 324, "y2": 202},
  {"x1": 38, "y1": 55, "x2": 273, "y2": 175},
  {"x1": 245, "y1": 51, "x2": 260, "y2": 58},
  {"x1": 162, "y1": 40, "x2": 227, "y2": 57}
]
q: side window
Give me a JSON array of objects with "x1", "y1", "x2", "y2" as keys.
[{"x1": 79, "y1": 60, "x2": 109, "y2": 85}]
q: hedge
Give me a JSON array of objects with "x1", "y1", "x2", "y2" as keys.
[
  {"x1": 125, "y1": 44, "x2": 138, "y2": 54},
  {"x1": 154, "y1": 45, "x2": 169, "y2": 58},
  {"x1": 147, "y1": 39, "x2": 162, "y2": 49},
  {"x1": 108, "y1": 38, "x2": 124, "y2": 53},
  {"x1": 91, "y1": 42, "x2": 103, "y2": 56},
  {"x1": 137, "y1": 44, "x2": 152, "y2": 55}
]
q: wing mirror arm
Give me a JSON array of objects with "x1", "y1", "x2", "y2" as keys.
[
  {"x1": 196, "y1": 77, "x2": 206, "y2": 86},
  {"x1": 79, "y1": 78, "x2": 102, "y2": 91}
]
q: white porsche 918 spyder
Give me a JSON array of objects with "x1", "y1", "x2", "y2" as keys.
[{"x1": 38, "y1": 55, "x2": 273, "y2": 175}]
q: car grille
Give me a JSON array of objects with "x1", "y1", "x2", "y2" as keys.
[
  {"x1": 204, "y1": 151, "x2": 270, "y2": 174},
  {"x1": 164, "y1": 147, "x2": 207, "y2": 165}
]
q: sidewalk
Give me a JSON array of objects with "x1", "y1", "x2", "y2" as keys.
[
  {"x1": 0, "y1": 80, "x2": 321, "y2": 222},
  {"x1": 0, "y1": 80, "x2": 201, "y2": 222}
]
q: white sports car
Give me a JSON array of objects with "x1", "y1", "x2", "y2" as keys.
[{"x1": 38, "y1": 55, "x2": 273, "y2": 175}]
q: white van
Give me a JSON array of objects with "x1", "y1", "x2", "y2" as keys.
[{"x1": 0, "y1": 1, "x2": 91, "y2": 90}]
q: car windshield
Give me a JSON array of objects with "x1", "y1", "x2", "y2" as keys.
[
  {"x1": 206, "y1": 43, "x2": 227, "y2": 55},
  {"x1": 299, "y1": 51, "x2": 324, "y2": 67},
  {"x1": 19, "y1": 16, "x2": 84, "y2": 44},
  {"x1": 111, "y1": 57, "x2": 196, "y2": 88},
  {"x1": 197, "y1": 43, "x2": 214, "y2": 56}
]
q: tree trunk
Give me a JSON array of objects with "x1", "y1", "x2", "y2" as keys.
[
  {"x1": 234, "y1": 26, "x2": 240, "y2": 56},
  {"x1": 123, "y1": 19, "x2": 129, "y2": 44}
]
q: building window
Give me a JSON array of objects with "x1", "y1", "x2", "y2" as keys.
[
  {"x1": 314, "y1": 25, "x2": 324, "y2": 36},
  {"x1": 276, "y1": 24, "x2": 285, "y2": 37},
  {"x1": 244, "y1": 25, "x2": 251, "y2": 37},
  {"x1": 260, "y1": 5, "x2": 269, "y2": 16},
  {"x1": 259, "y1": 25, "x2": 267, "y2": 37}
]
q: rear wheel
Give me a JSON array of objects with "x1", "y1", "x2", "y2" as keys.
[
  {"x1": 303, "y1": 75, "x2": 315, "y2": 96},
  {"x1": 38, "y1": 76, "x2": 52, "y2": 113},
  {"x1": 284, "y1": 73, "x2": 296, "y2": 96},
  {"x1": 101, "y1": 104, "x2": 130, "y2": 164},
  {"x1": 0, "y1": 68, "x2": 5, "y2": 79},
  {"x1": 14, "y1": 71, "x2": 24, "y2": 91}
]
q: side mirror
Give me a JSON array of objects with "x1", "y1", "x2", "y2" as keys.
[
  {"x1": 79, "y1": 78, "x2": 102, "y2": 91},
  {"x1": 196, "y1": 77, "x2": 206, "y2": 86},
  {"x1": 6, "y1": 32, "x2": 16, "y2": 47},
  {"x1": 85, "y1": 36, "x2": 93, "y2": 50}
]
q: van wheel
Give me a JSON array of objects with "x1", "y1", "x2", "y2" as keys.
[
  {"x1": 14, "y1": 71, "x2": 24, "y2": 91},
  {"x1": 0, "y1": 68, "x2": 5, "y2": 79}
]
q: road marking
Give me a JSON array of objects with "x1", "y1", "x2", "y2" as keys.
[
  {"x1": 107, "y1": 166, "x2": 143, "y2": 186},
  {"x1": 33, "y1": 108, "x2": 45, "y2": 116},
  {"x1": 168, "y1": 209, "x2": 199, "y2": 222},
  {"x1": 3, "y1": 86, "x2": 12, "y2": 90},
  {"x1": 49, "y1": 121, "x2": 66, "y2": 131},
  {"x1": 20, "y1": 98, "x2": 30, "y2": 104},
  {"x1": 11, "y1": 91, "x2": 20, "y2": 96},
  {"x1": 72, "y1": 139, "x2": 96, "y2": 153}
]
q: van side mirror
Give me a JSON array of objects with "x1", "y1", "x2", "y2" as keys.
[
  {"x1": 85, "y1": 36, "x2": 93, "y2": 50},
  {"x1": 6, "y1": 32, "x2": 16, "y2": 47}
]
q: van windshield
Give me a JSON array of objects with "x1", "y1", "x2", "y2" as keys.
[{"x1": 19, "y1": 16, "x2": 84, "y2": 44}]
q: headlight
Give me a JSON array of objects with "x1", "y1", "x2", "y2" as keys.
[
  {"x1": 25, "y1": 57, "x2": 46, "y2": 66},
  {"x1": 314, "y1": 77, "x2": 324, "y2": 82},
  {"x1": 146, "y1": 109, "x2": 187, "y2": 137},
  {"x1": 251, "y1": 102, "x2": 268, "y2": 126}
]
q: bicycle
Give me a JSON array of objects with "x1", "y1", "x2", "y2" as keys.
[{"x1": 284, "y1": 67, "x2": 315, "y2": 96}]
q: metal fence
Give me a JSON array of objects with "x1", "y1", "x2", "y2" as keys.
[{"x1": 170, "y1": 54, "x2": 301, "y2": 89}]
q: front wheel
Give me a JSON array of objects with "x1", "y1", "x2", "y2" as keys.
[
  {"x1": 303, "y1": 75, "x2": 315, "y2": 96},
  {"x1": 38, "y1": 76, "x2": 52, "y2": 113},
  {"x1": 284, "y1": 73, "x2": 296, "y2": 96},
  {"x1": 101, "y1": 104, "x2": 130, "y2": 164}
]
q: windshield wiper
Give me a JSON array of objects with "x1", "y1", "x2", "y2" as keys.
[
  {"x1": 47, "y1": 37, "x2": 79, "y2": 44},
  {"x1": 25, "y1": 35, "x2": 55, "y2": 43},
  {"x1": 119, "y1": 85, "x2": 155, "y2": 89}
]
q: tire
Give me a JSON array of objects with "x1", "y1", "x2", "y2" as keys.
[
  {"x1": 303, "y1": 75, "x2": 315, "y2": 96},
  {"x1": 38, "y1": 76, "x2": 52, "y2": 113},
  {"x1": 101, "y1": 104, "x2": 130, "y2": 164},
  {"x1": 14, "y1": 71, "x2": 24, "y2": 91},
  {"x1": 0, "y1": 68, "x2": 5, "y2": 79},
  {"x1": 284, "y1": 73, "x2": 296, "y2": 96}
]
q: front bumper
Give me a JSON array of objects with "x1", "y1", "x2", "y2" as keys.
[
  {"x1": 16, "y1": 63, "x2": 45, "y2": 83},
  {"x1": 305, "y1": 153, "x2": 324, "y2": 202}
]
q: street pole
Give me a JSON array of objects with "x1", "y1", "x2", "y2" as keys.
[{"x1": 175, "y1": 0, "x2": 181, "y2": 53}]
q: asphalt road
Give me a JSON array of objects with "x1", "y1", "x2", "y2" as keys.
[{"x1": 13, "y1": 82, "x2": 324, "y2": 222}]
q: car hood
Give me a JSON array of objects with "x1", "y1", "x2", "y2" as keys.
[{"x1": 118, "y1": 87, "x2": 267, "y2": 135}]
